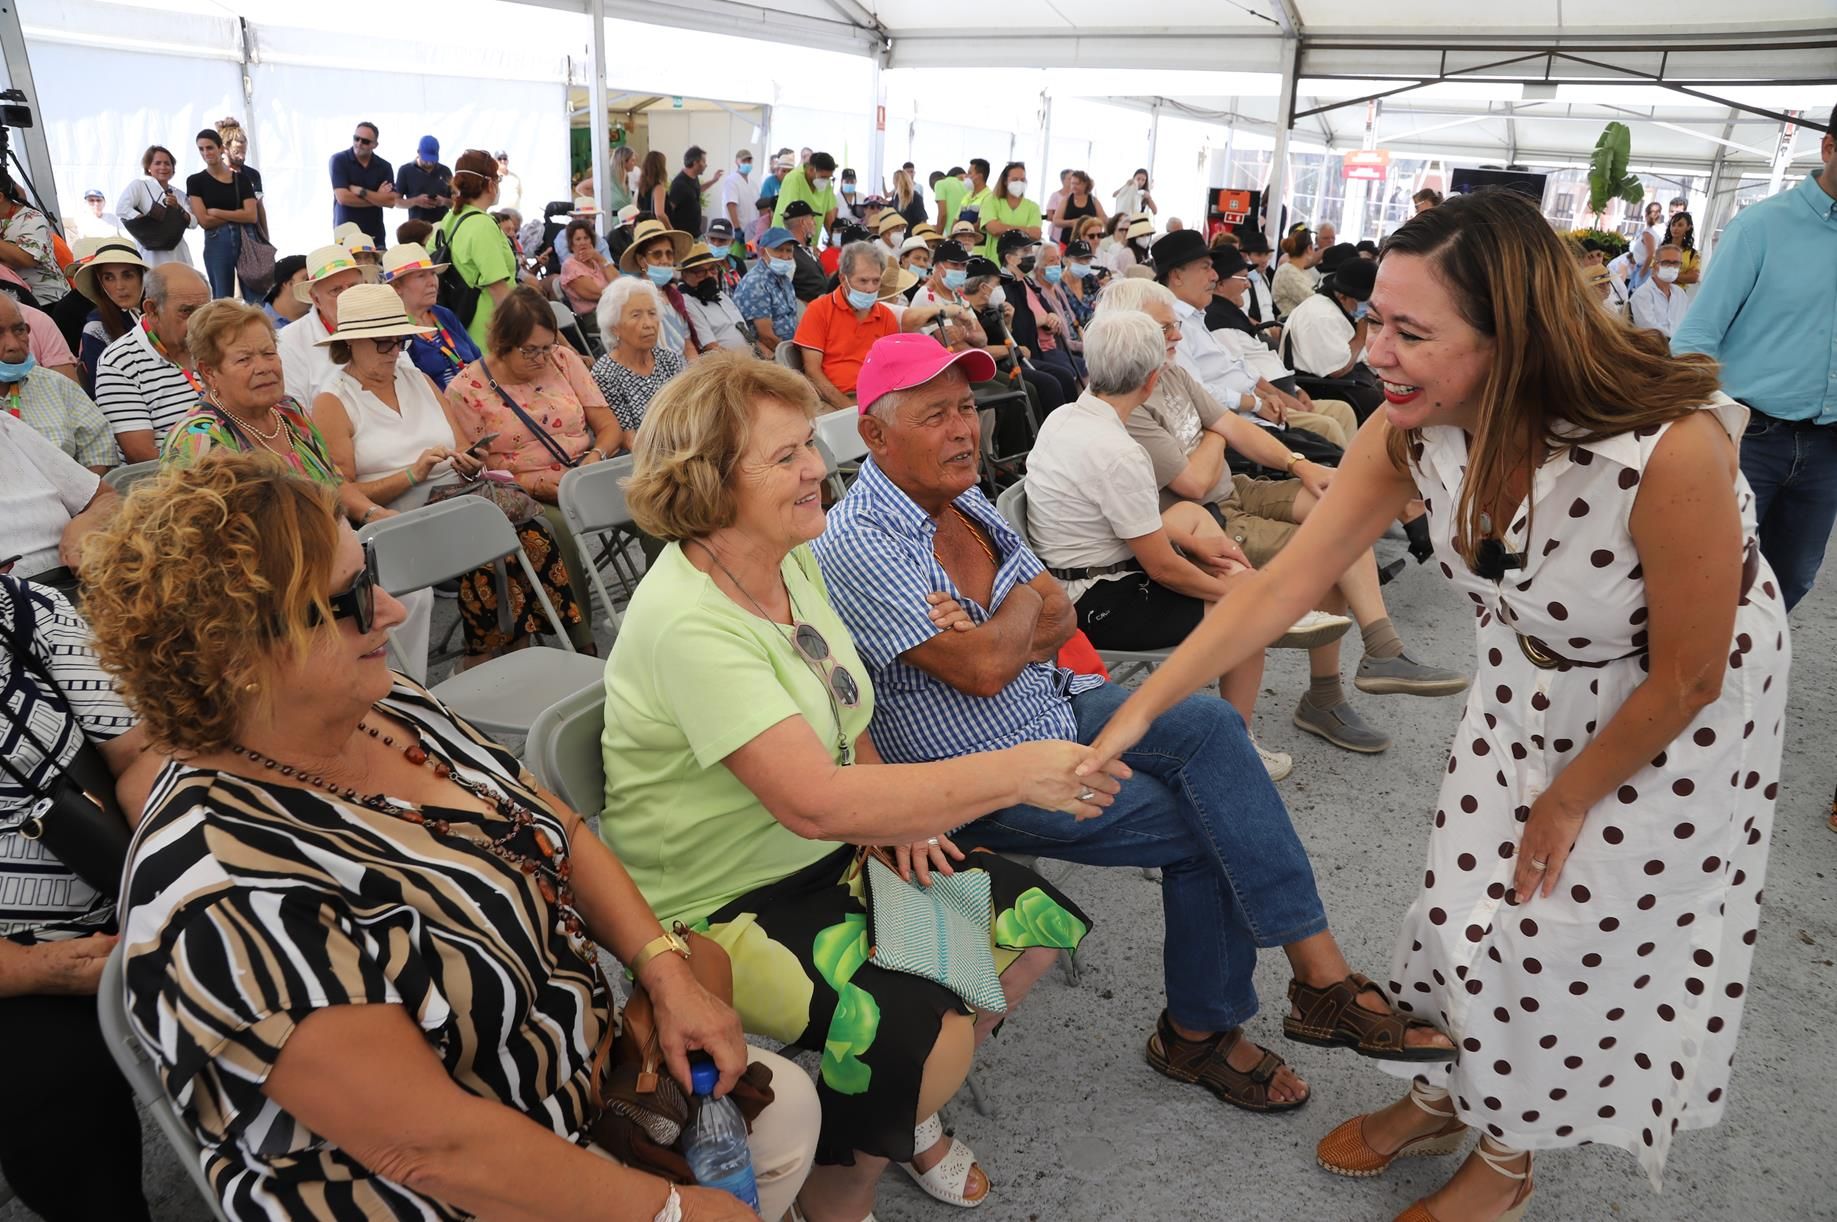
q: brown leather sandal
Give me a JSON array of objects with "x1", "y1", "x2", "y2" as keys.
[
  {"x1": 1145, "y1": 1011, "x2": 1309, "y2": 1113},
  {"x1": 1284, "y1": 972, "x2": 1455, "y2": 1062}
]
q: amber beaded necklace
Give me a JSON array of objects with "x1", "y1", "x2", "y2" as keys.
[{"x1": 229, "y1": 718, "x2": 588, "y2": 953}]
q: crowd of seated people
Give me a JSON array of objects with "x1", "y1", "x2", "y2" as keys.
[{"x1": 6, "y1": 113, "x2": 1770, "y2": 1222}]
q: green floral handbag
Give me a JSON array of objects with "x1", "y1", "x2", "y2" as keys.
[{"x1": 860, "y1": 848, "x2": 1008, "y2": 1013}]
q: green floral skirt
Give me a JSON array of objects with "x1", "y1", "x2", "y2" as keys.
[{"x1": 694, "y1": 845, "x2": 1091, "y2": 1166}]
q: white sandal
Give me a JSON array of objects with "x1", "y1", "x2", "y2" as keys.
[
  {"x1": 898, "y1": 1112, "x2": 989, "y2": 1208},
  {"x1": 788, "y1": 1202, "x2": 876, "y2": 1222}
]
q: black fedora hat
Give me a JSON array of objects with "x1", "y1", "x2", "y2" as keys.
[
  {"x1": 1150, "y1": 228, "x2": 1210, "y2": 276},
  {"x1": 1325, "y1": 256, "x2": 1377, "y2": 302},
  {"x1": 1236, "y1": 228, "x2": 1272, "y2": 254},
  {"x1": 1210, "y1": 246, "x2": 1249, "y2": 281}
]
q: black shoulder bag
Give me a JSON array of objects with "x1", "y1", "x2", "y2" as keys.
[
  {"x1": 0, "y1": 608, "x2": 132, "y2": 898},
  {"x1": 484, "y1": 367, "x2": 582, "y2": 470}
]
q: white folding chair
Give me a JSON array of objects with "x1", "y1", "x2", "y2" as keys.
[
  {"x1": 549, "y1": 298, "x2": 602, "y2": 360},
  {"x1": 525, "y1": 682, "x2": 609, "y2": 828},
  {"x1": 774, "y1": 339, "x2": 804, "y2": 370},
  {"x1": 102, "y1": 459, "x2": 161, "y2": 493},
  {"x1": 361, "y1": 497, "x2": 605, "y2": 740},
  {"x1": 97, "y1": 947, "x2": 231, "y2": 1221},
  {"x1": 814, "y1": 407, "x2": 869, "y2": 491},
  {"x1": 557, "y1": 456, "x2": 643, "y2": 636}
]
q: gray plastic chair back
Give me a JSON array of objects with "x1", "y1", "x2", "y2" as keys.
[
  {"x1": 995, "y1": 479, "x2": 1028, "y2": 537},
  {"x1": 774, "y1": 339, "x2": 803, "y2": 370},
  {"x1": 98, "y1": 948, "x2": 231, "y2": 1221},
  {"x1": 526, "y1": 682, "x2": 609, "y2": 822},
  {"x1": 103, "y1": 460, "x2": 162, "y2": 493},
  {"x1": 360, "y1": 496, "x2": 576, "y2": 650},
  {"x1": 557, "y1": 456, "x2": 637, "y2": 633}
]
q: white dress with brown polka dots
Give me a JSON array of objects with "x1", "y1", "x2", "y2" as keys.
[{"x1": 1385, "y1": 395, "x2": 1787, "y2": 1187}]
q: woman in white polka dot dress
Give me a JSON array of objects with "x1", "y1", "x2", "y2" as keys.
[{"x1": 1081, "y1": 190, "x2": 1787, "y2": 1222}]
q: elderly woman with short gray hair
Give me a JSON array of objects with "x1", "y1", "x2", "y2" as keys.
[{"x1": 590, "y1": 276, "x2": 684, "y2": 446}]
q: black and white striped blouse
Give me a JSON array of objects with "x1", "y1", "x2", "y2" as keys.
[
  {"x1": 122, "y1": 677, "x2": 610, "y2": 1221},
  {"x1": 1, "y1": 577, "x2": 136, "y2": 942}
]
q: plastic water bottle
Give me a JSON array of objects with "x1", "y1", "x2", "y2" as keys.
[{"x1": 682, "y1": 1054, "x2": 760, "y2": 1213}]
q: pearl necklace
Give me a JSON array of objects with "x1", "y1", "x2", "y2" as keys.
[{"x1": 228, "y1": 719, "x2": 589, "y2": 953}]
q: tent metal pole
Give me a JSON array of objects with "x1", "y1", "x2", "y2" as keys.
[
  {"x1": 588, "y1": 0, "x2": 611, "y2": 236},
  {"x1": 1145, "y1": 98, "x2": 1161, "y2": 199},
  {"x1": 0, "y1": 0, "x2": 61, "y2": 231},
  {"x1": 867, "y1": 50, "x2": 885, "y2": 199},
  {"x1": 1038, "y1": 90, "x2": 1053, "y2": 227},
  {"x1": 1264, "y1": 36, "x2": 1298, "y2": 252},
  {"x1": 237, "y1": 18, "x2": 259, "y2": 166},
  {"x1": 1698, "y1": 110, "x2": 1738, "y2": 257}
]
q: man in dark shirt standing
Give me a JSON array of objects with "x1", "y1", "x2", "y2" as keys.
[
  {"x1": 780, "y1": 200, "x2": 828, "y2": 303},
  {"x1": 394, "y1": 135, "x2": 452, "y2": 224},
  {"x1": 666, "y1": 145, "x2": 721, "y2": 238},
  {"x1": 329, "y1": 122, "x2": 398, "y2": 245}
]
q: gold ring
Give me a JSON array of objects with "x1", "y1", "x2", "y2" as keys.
[{"x1": 1530, "y1": 857, "x2": 1549, "y2": 871}]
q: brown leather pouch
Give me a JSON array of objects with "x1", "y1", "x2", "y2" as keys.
[{"x1": 585, "y1": 931, "x2": 775, "y2": 1184}]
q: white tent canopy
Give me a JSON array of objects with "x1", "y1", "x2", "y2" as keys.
[{"x1": 5, "y1": 0, "x2": 1831, "y2": 264}]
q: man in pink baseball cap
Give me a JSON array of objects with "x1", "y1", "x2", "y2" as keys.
[
  {"x1": 814, "y1": 332, "x2": 1433, "y2": 1115},
  {"x1": 852, "y1": 331, "x2": 995, "y2": 417}
]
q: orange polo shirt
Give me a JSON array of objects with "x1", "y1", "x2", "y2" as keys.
[{"x1": 792, "y1": 286, "x2": 899, "y2": 397}]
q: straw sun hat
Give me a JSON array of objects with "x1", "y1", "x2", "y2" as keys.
[{"x1": 312, "y1": 283, "x2": 435, "y2": 347}]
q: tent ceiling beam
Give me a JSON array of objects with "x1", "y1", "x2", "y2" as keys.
[{"x1": 1546, "y1": 51, "x2": 1833, "y2": 128}]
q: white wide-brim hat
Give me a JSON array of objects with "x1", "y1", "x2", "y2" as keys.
[{"x1": 313, "y1": 283, "x2": 437, "y2": 346}]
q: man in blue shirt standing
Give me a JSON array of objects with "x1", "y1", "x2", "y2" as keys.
[
  {"x1": 329, "y1": 121, "x2": 399, "y2": 246},
  {"x1": 1674, "y1": 107, "x2": 1837, "y2": 610},
  {"x1": 393, "y1": 135, "x2": 452, "y2": 225}
]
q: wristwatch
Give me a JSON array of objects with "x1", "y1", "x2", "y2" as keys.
[
  {"x1": 630, "y1": 927, "x2": 692, "y2": 974},
  {"x1": 1284, "y1": 451, "x2": 1307, "y2": 473}
]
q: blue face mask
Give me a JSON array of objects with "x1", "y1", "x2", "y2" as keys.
[
  {"x1": 0, "y1": 353, "x2": 35, "y2": 382},
  {"x1": 705, "y1": 243, "x2": 731, "y2": 259},
  {"x1": 769, "y1": 256, "x2": 796, "y2": 277},
  {"x1": 1044, "y1": 265, "x2": 1063, "y2": 285},
  {"x1": 645, "y1": 264, "x2": 676, "y2": 287},
  {"x1": 737, "y1": 162, "x2": 753, "y2": 177},
  {"x1": 846, "y1": 286, "x2": 880, "y2": 310},
  {"x1": 943, "y1": 268, "x2": 967, "y2": 289},
  {"x1": 1067, "y1": 262, "x2": 1094, "y2": 279},
  {"x1": 1352, "y1": 301, "x2": 1371, "y2": 321}
]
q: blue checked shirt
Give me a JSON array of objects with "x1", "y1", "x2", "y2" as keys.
[
  {"x1": 1673, "y1": 173, "x2": 1837, "y2": 423},
  {"x1": 812, "y1": 457, "x2": 1103, "y2": 764},
  {"x1": 732, "y1": 259, "x2": 798, "y2": 345}
]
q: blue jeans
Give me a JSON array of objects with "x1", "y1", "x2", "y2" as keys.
[
  {"x1": 201, "y1": 225, "x2": 262, "y2": 303},
  {"x1": 954, "y1": 681, "x2": 1329, "y2": 1032},
  {"x1": 1740, "y1": 411, "x2": 1837, "y2": 611}
]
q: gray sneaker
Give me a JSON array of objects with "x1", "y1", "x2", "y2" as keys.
[
  {"x1": 1354, "y1": 652, "x2": 1471, "y2": 697},
  {"x1": 1292, "y1": 696, "x2": 1393, "y2": 754}
]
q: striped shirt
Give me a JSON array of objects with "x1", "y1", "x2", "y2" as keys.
[
  {"x1": 92, "y1": 321, "x2": 201, "y2": 446},
  {"x1": 811, "y1": 457, "x2": 1101, "y2": 764},
  {"x1": 6, "y1": 367, "x2": 116, "y2": 468},
  {"x1": 1, "y1": 578, "x2": 134, "y2": 942},
  {"x1": 122, "y1": 678, "x2": 610, "y2": 1221}
]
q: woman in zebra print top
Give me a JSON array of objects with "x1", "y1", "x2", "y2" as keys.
[{"x1": 82, "y1": 454, "x2": 818, "y2": 1222}]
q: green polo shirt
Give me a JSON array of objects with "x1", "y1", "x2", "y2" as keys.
[
  {"x1": 933, "y1": 176, "x2": 968, "y2": 227},
  {"x1": 772, "y1": 169, "x2": 839, "y2": 233},
  {"x1": 979, "y1": 195, "x2": 1042, "y2": 259}
]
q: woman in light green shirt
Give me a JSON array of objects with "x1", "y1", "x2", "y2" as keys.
[
  {"x1": 978, "y1": 161, "x2": 1044, "y2": 260},
  {"x1": 438, "y1": 150, "x2": 520, "y2": 348},
  {"x1": 602, "y1": 352, "x2": 1114, "y2": 1221}
]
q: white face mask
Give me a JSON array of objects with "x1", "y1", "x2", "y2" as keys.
[
  {"x1": 1008, "y1": 180, "x2": 1027, "y2": 198},
  {"x1": 1656, "y1": 266, "x2": 1680, "y2": 283},
  {"x1": 885, "y1": 231, "x2": 906, "y2": 248},
  {"x1": 813, "y1": 176, "x2": 832, "y2": 192},
  {"x1": 987, "y1": 286, "x2": 1007, "y2": 309}
]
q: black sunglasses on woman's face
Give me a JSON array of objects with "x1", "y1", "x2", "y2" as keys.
[{"x1": 310, "y1": 542, "x2": 378, "y2": 634}]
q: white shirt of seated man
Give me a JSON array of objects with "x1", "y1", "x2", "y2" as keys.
[
  {"x1": 1628, "y1": 249, "x2": 1693, "y2": 339},
  {"x1": 1283, "y1": 292, "x2": 1360, "y2": 379},
  {"x1": 1023, "y1": 388, "x2": 1164, "y2": 605}
]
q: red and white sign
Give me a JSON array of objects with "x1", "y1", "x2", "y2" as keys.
[
  {"x1": 1342, "y1": 149, "x2": 1390, "y2": 181},
  {"x1": 1213, "y1": 187, "x2": 1253, "y2": 225}
]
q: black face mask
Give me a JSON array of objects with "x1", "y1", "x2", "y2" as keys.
[
  {"x1": 1018, "y1": 256, "x2": 1036, "y2": 274},
  {"x1": 688, "y1": 277, "x2": 722, "y2": 303}
]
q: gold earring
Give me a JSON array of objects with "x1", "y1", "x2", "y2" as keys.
[{"x1": 242, "y1": 681, "x2": 259, "y2": 693}]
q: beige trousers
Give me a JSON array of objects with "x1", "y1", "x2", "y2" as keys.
[{"x1": 1287, "y1": 398, "x2": 1357, "y2": 449}]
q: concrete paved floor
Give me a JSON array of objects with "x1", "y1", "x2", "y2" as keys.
[{"x1": 9, "y1": 539, "x2": 1834, "y2": 1222}]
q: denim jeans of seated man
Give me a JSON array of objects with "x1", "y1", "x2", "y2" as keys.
[
  {"x1": 951, "y1": 680, "x2": 1329, "y2": 1034},
  {"x1": 1740, "y1": 412, "x2": 1837, "y2": 612}
]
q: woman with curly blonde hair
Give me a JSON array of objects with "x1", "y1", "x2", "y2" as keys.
[{"x1": 82, "y1": 451, "x2": 820, "y2": 1222}]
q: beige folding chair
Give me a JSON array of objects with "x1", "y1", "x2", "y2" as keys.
[{"x1": 361, "y1": 497, "x2": 604, "y2": 740}]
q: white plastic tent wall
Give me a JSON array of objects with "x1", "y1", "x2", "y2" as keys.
[{"x1": 25, "y1": 0, "x2": 581, "y2": 261}]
